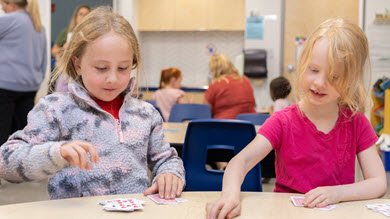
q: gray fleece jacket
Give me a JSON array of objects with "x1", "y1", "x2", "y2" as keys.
[{"x1": 0, "y1": 82, "x2": 185, "y2": 199}]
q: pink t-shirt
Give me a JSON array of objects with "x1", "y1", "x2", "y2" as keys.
[
  {"x1": 258, "y1": 104, "x2": 378, "y2": 194},
  {"x1": 153, "y1": 88, "x2": 185, "y2": 121}
]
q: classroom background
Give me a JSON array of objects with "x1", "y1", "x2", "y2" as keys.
[{"x1": 0, "y1": 0, "x2": 390, "y2": 206}]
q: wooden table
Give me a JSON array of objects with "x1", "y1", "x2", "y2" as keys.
[{"x1": 0, "y1": 192, "x2": 388, "y2": 218}]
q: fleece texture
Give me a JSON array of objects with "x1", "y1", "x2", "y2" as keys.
[{"x1": 0, "y1": 82, "x2": 185, "y2": 199}]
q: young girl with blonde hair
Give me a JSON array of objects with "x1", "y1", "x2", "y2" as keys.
[
  {"x1": 204, "y1": 54, "x2": 256, "y2": 119},
  {"x1": 206, "y1": 18, "x2": 386, "y2": 219},
  {"x1": 0, "y1": 7, "x2": 185, "y2": 200}
]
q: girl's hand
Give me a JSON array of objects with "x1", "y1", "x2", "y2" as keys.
[
  {"x1": 304, "y1": 186, "x2": 341, "y2": 208},
  {"x1": 60, "y1": 140, "x2": 99, "y2": 170},
  {"x1": 143, "y1": 173, "x2": 184, "y2": 199},
  {"x1": 206, "y1": 195, "x2": 241, "y2": 219}
]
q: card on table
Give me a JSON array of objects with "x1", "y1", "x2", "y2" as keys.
[
  {"x1": 366, "y1": 203, "x2": 390, "y2": 217},
  {"x1": 147, "y1": 194, "x2": 187, "y2": 205},
  {"x1": 291, "y1": 196, "x2": 305, "y2": 207},
  {"x1": 99, "y1": 198, "x2": 145, "y2": 212},
  {"x1": 290, "y1": 196, "x2": 339, "y2": 211}
]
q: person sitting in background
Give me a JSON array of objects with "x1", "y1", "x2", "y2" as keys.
[
  {"x1": 153, "y1": 67, "x2": 187, "y2": 121},
  {"x1": 51, "y1": 5, "x2": 90, "y2": 59},
  {"x1": 204, "y1": 54, "x2": 256, "y2": 119},
  {"x1": 269, "y1": 76, "x2": 292, "y2": 114}
]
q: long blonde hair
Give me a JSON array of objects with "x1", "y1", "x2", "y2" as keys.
[
  {"x1": 4, "y1": 0, "x2": 42, "y2": 32},
  {"x1": 50, "y1": 6, "x2": 142, "y2": 94},
  {"x1": 67, "y1": 5, "x2": 91, "y2": 33},
  {"x1": 295, "y1": 17, "x2": 371, "y2": 114},
  {"x1": 209, "y1": 54, "x2": 241, "y2": 83}
]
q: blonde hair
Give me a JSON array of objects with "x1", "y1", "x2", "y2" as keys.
[
  {"x1": 4, "y1": 0, "x2": 42, "y2": 32},
  {"x1": 50, "y1": 6, "x2": 142, "y2": 94},
  {"x1": 295, "y1": 17, "x2": 370, "y2": 114},
  {"x1": 159, "y1": 68, "x2": 182, "y2": 88},
  {"x1": 209, "y1": 54, "x2": 241, "y2": 83},
  {"x1": 67, "y1": 5, "x2": 91, "y2": 33}
]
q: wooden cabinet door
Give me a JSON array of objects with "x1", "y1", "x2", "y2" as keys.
[
  {"x1": 208, "y1": 0, "x2": 245, "y2": 30},
  {"x1": 138, "y1": 0, "x2": 175, "y2": 31},
  {"x1": 175, "y1": 0, "x2": 208, "y2": 30},
  {"x1": 283, "y1": 0, "x2": 359, "y2": 81}
]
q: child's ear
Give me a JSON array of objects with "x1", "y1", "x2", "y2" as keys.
[{"x1": 72, "y1": 56, "x2": 82, "y2": 75}]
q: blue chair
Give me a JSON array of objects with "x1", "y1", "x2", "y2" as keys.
[
  {"x1": 168, "y1": 104, "x2": 212, "y2": 122},
  {"x1": 236, "y1": 113, "x2": 275, "y2": 179},
  {"x1": 236, "y1": 113, "x2": 270, "y2": 125},
  {"x1": 182, "y1": 119, "x2": 262, "y2": 191},
  {"x1": 145, "y1": 100, "x2": 164, "y2": 121}
]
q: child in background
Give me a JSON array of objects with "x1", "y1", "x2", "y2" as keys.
[
  {"x1": 153, "y1": 67, "x2": 186, "y2": 121},
  {"x1": 269, "y1": 76, "x2": 292, "y2": 114},
  {"x1": 206, "y1": 18, "x2": 386, "y2": 219},
  {"x1": 0, "y1": 7, "x2": 185, "y2": 200}
]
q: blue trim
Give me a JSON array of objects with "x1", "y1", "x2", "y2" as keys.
[{"x1": 140, "y1": 87, "x2": 206, "y2": 92}]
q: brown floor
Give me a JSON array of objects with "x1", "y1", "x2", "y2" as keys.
[{"x1": 0, "y1": 173, "x2": 389, "y2": 206}]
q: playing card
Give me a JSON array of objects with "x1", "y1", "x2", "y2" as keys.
[
  {"x1": 99, "y1": 198, "x2": 145, "y2": 212},
  {"x1": 290, "y1": 196, "x2": 339, "y2": 211},
  {"x1": 147, "y1": 194, "x2": 188, "y2": 205},
  {"x1": 366, "y1": 203, "x2": 390, "y2": 217},
  {"x1": 290, "y1": 196, "x2": 305, "y2": 207},
  {"x1": 314, "y1": 204, "x2": 339, "y2": 211}
]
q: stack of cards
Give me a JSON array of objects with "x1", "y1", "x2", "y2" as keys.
[
  {"x1": 290, "y1": 196, "x2": 339, "y2": 211},
  {"x1": 366, "y1": 203, "x2": 390, "y2": 217},
  {"x1": 147, "y1": 194, "x2": 187, "y2": 205},
  {"x1": 99, "y1": 198, "x2": 146, "y2": 212}
]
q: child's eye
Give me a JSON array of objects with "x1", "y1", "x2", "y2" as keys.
[
  {"x1": 96, "y1": 67, "x2": 107, "y2": 71},
  {"x1": 310, "y1": 68, "x2": 319, "y2": 73},
  {"x1": 119, "y1": 67, "x2": 129, "y2": 71}
]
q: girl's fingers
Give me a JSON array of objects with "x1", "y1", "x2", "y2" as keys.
[
  {"x1": 176, "y1": 179, "x2": 183, "y2": 196},
  {"x1": 78, "y1": 141, "x2": 99, "y2": 164},
  {"x1": 170, "y1": 176, "x2": 178, "y2": 199},
  {"x1": 157, "y1": 176, "x2": 165, "y2": 199},
  {"x1": 73, "y1": 145, "x2": 88, "y2": 170},
  {"x1": 164, "y1": 174, "x2": 172, "y2": 199}
]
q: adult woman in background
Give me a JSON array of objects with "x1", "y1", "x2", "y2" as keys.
[
  {"x1": 51, "y1": 5, "x2": 90, "y2": 58},
  {"x1": 204, "y1": 54, "x2": 256, "y2": 119},
  {"x1": 0, "y1": 0, "x2": 47, "y2": 145}
]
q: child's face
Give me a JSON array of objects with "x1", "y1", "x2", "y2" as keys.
[
  {"x1": 76, "y1": 7, "x2": 90, "y2": 25},
  {"x1": 73, "y1": 31, "x2": 133, "y2": 101},
  {"x1": 171, "y1": 76, "x2": 182, "y2": 89},
  {"x1": 303, "y1": 38, "x2": 340, "y2": 107}
]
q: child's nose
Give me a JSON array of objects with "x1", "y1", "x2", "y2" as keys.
[
  {"x1": 106, "y1": 71, "x2": 118, "y2": 82},
  {"x1": 314, "y1": 72, "x2": 328, "y2": 87}
]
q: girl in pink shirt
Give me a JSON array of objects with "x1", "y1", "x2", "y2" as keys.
[
  {"x1": 153, "y1": 68, "x2": 186, "y2": 121},
  {"x1": 206, "y1": 18, "x2": 387, "y2": 219}
]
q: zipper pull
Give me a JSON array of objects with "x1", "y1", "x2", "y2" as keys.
[{"x1": 116, "y1": 119, "x2": 124, "y2": 143}]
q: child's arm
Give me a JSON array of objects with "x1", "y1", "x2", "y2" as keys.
[
  {"x1": 144, "y1": 109, "x2": 186, "y2": 199},
  {"x1": 304, "y1": 145, "x2": 387, "y2": 208},
  {"x1": 0, "y1": 97, "x2": 71, "y2": 182},
  {"x1": 206, "y1": 134, "x2": 273, "y2": 219}
]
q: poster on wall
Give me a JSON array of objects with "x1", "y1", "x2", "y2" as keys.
[{"x1": 246, "y1": 17, "x2": 264, "y2": 40}]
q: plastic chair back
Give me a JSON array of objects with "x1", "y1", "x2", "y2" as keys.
[
  {"x1": 182, "y1": 119, "x2": 262, "y2": 191},
  {"x1": 236, "y1": 113, "x2": 270, "y2": 125},
  {"x1": 168, "y1": 104, "x2": 212, "y2": 122}
]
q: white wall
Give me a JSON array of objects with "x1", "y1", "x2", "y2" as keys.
[
  {"x1": 35, "y1": 0, "x2": 51, "y2": 102},
  {"x1": 245, "y1": 0, "x2": 283, "y2": 108}
]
